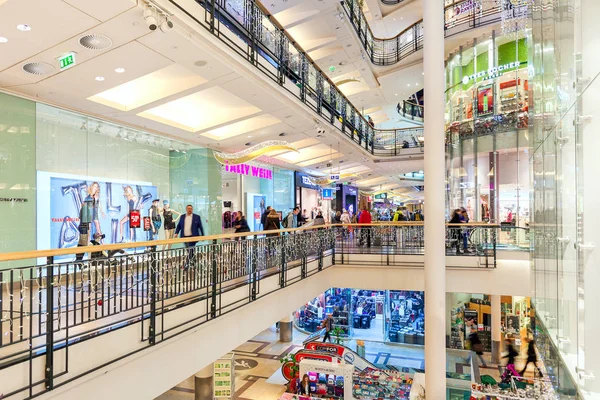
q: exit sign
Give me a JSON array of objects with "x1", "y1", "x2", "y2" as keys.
[{"x1": 58, "y1": 52, "x2": 76, "y2": 70}]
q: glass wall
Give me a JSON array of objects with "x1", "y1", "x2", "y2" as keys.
[
  {"x1": 0, "y1": 91, "x2": 225, "y2": 262},
  {"x1": 446, "y1": 32, "x2": 530, "y2": 250},
  {"x1": 530, "y1": 0, "x2": 600, "y2": 397}
]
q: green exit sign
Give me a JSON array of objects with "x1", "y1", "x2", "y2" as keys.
[{"x1": 58, "y1": 52, "x2": 76, "y2": 70}]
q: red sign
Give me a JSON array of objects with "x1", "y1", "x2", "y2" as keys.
[
  {"x1": 304, "y1": 342, "x2": 345, "y2": 357},
  {"x1": 281, "y1": 361, "x2": 297, "y2": 381},
  {"x1": 293, "y1": 350, "x2": 340, "y2": 364},
  {"x1": 129, "y1": 210, "x2": 141, "y2": 228},
  {"x1": 143, "y1": 217, "x2": 151, "y2": 231}
]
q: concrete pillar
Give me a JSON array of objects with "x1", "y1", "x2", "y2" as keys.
[
  {"x1": 423, "y1": 0, "x2": 446, "y2": 396},
  {"x1": 280, "y1": 314, "x2": 293, "y2": 343},
  {"x1": 491, "y1": 295, "x2": 502, "y2": 364},
  {"x1": 194, "y1": 363, "x2": 213, "y2": 400}
]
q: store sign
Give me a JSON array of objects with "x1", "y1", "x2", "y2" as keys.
[
  {"x1": 224, "y1": 163, "x2": 272, "y2": 180},
  {"x1": 462, "y1": 61, "x2": 521, "y2": 84},
  {"x1": 305, "y1": 342, "x2": 345, "y2": 357},
  {"x1": 453, "y1": 0, "x2": 481, "y2": 16},
  {"x1": 303, "y1": 342, "x2": 379, "y2": 373},
  {"x1": 0, "y1": 197, "x2": 28, "y2": 203},
  {"x1": 374, "y1": 193, "x2": 387, "y2": 200},
  {"x1": 322, "y1": 188, "x2": 334, "y2": 200},
  {"x1": 295, "y1": 172, "x2": 320, "y2": 190}
]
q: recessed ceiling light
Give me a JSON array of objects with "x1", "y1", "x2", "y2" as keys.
[
  {"x1": 0, "y1": 37, "x2": 7, "y2": 43},
  {"x1": 395, "y1": 93, "x2": 398, "y2": 96},
  {"x1": 115, "y1": 67, "x2": 125, "y2": 73},
  {"x1": 95, "y1": 76, "x2": 105, "y2": 81},
  {"x1": 407, "y1": 84, "x2": 411, "y2": 87},
  {"x1": 17, "y1": 24, "x2": 31, "y2": 32},
  {"x1": 248, "y1": 135, "x2": 252, "y2": 138}
]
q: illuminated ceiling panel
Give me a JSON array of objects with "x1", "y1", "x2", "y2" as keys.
[
  {"x1": 338, "y1": 165, "x2": 371, "y2": 175},
  {"x1": 268, "y1": 138, "x2": 321, "y2": 157},
  {"x1": 355, "y1": 176, "x2": 389, "y2": 186},
  {"x1": 88, "y1": 65, "x2": 206, "y2": 111},
  {"x1": 201, "y1": 114, "x2": 281, "y2": 141},
  {"x1": 276, "y1": 144, "x2": 336, "y2": 164},
  {"x1": 296, "y1": 152, "x2": 343, "y2": 167},
  {"x1": 138, "y1": 86, "x2": 261, "y2": 132}
]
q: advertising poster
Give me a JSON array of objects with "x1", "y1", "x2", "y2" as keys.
[
  {"x1": 464, "y1": 309, "x2": 479, "y2": 339},
  {"x1": 37, "y1": 172, "x2": 157, "y2": 256},
  {"x1": 506, "y1": 315, "x2": 520, "y2": 334},
  {"x1": 246, "y1": 193, "x2": 266, "y2": 232},
  {"x1": 477, "y1": 84, "x2": 494, "y2": 115}
]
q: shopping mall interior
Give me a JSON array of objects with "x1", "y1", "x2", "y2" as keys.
[{"x1": 0, "y1": 0, "x2": 597, "y2": 399}]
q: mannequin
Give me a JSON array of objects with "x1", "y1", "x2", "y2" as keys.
[
  {"x1": 162, "y1": 200, "x2": 182, "y2": 249},
  {"x1": 149, "y1": 199, "x2": 162, "y2": 240}
]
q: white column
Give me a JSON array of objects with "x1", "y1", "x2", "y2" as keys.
[
  {"x1": 423, "y1": 0, "x2": 446, "y2": 396},
  {"x1": 491, "y1": 295, "x2": 501, "y2": 364}
]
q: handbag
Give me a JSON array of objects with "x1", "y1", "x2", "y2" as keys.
[{"x1": 473, "y1": 343, "x2": 483, "y2": 353}]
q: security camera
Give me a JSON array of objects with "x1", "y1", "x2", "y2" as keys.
[
  {"x1": 160, "y1": 19, "x2": 173, "y2": 33},
  {"x1": 144, "y1": 8, "x2": 158, "y2": 31}
]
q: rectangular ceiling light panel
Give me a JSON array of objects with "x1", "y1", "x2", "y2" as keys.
[
  {"x1": 201, "y1": 114, "x2": 281, "y2": 141},
  {"x1": 296, "y1": 152, "x2": 343, "y2": 167},
  {"x1": 275, "y1": 144, "x2": 335, "y2": 164},
  {"x1": 138, "y1": 86, "x2": 261, "y2": 132},
  {"x1": 88, "y1": 64, "x2": 206, "y2": 111}
]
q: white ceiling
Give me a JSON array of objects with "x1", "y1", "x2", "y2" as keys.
[{"x1": 0, "y1": 0, "x2": 426, "y2": 197}]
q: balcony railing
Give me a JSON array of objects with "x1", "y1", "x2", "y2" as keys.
[
  {"x1": 0, "y1": 223, "x2": 526, "y2": 398},
  {"x1": 341, "y1": 0, "x2": 502, "y2": 66},
  {"x1": 397, "y1": 99, "x2": 424, "y2": 122},
  {"x1": 162, "y1": 0, "x2": 425, "y2": 155}
]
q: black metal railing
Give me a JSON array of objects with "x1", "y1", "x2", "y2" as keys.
[
  {"x1": 397, "y1": 100, "x2": 424, "y2": 121},
  {"x1": 380, "y1": 0, "x2": 408, "y2": 5},
  {"x1": 163, "y1": 0, "x2": 424, "y2": 156},
  {"x1": 0, "y1": 223, "x2": 527, "y2": 398},
  {"x1": 341, "y1": 0, "x2": 502, "y2": 66}
]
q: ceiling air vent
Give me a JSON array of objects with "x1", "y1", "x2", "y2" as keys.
[
  {"x1": 79, "y1": 34, "x2": 112, "y2": 50},
  {"x1": 22, "y1": 62, "x2": 55, "y2": 75}
]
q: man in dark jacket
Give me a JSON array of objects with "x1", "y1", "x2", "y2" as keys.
[
  {"x1": 260, "y1": 206, "x2": 272, "y2": 231},
  {"x1": 175, "y1": 204, "x2": 205, "y2": 267}
]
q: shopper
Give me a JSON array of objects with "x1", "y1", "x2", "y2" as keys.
[
  {"x1": 264, "y1": 209, "x2": 281, "y2": 236},
  {"x1": 175, "y1": 204, "x2": 205, "y2": 268},
  {"x1": 283, "y1": 207, "x2": 299, "y2": 230},
  {"x1": 468, "y1": 331, "x2": 487, "y2": 367},
  {"x1": 233, "y1": 211, "x2": 250, "y2": 240},
  {"x1": 297, "y1": 374, "x2": 312, "y2": 396},
  {"x1": 340, "y1": 209, "x2": 351, "y2": 224},
  {"x1": 334, "y1": 211, "x2": 342, "y2": 223},
  {"x1": 392, "y1": 207, "x2": 405, "y2": 222},
  {"x1": 449, "y1": 208, "x2": 464, "y2": 254},
  {"x1": 358, "y1": 207, "x2": 372, "y2": 247},
  {"x1": 503, "y1": 338, "x2": 520, "y2": 367},
  {"x1": 520, "y1": 338, "x2": 543, "y2": 377},
  {"x1": 460, "y1": 207, "x2": 471, "y2": 253},
  {"x1": 260, "y1": 205, "x2": 272, "y2": 231},
  {"x1": 321, "y1": 313, "x2": 334, "y2": 343},
  {"x1": 313, "y1": 211, "x2": 326, "y2": 226}
]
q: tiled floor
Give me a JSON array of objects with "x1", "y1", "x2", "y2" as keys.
[{"x1": 156, "y1": 326, "x2": 544, "y2": 399}]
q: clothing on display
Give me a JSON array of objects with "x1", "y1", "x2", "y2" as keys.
[{"x1": 386, "y1": 291, "x2": 425, "y2": 345}]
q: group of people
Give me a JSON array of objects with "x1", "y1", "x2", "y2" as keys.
[
  {"x1": 449, "y1": 207, "x2": 471, "y2": 254},
  {"x1": 469, "y1": 331, "x2": 544, "y2": 382}
]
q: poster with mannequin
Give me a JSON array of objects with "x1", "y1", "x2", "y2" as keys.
[{"x1": 37, "y1": 172, "x2": 157, "y2": 256}]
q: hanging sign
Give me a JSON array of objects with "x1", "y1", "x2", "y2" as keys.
[
  {"x1": 143, "y1": 217, "x2": 152, "y2": 231},
  {"x1": 129, "y1": 210, "x2": 141, "y2": 228},
  {"x1": 453, "y1": 0, "x2": 481, "y2": 16},
  {"x1": 329, "y1": 174, "x2": 340, "y2": 181}
]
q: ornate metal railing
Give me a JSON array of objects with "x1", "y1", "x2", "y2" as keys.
[
  {"x1": 341, "y1": 0, "x2": 503, "y2": 66},
  {"x1": 162, "y1": 0, "x2": 424, "y2": 156},
  {"x1": 0, "y1": 222, "x2": 527, "y2": 398}
]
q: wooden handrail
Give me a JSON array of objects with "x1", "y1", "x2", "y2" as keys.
[{"x1": 0, "y1": 222, "x2": 505, "y2": 263}]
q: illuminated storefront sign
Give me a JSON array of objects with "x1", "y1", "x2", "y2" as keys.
[
  {"x1": 224, "y1": 163, "x2": 273, "y2": 179},
  {"x1": 462, "y1": 61, "x2": 521, "y2": 84},
  {"x1": 453, "y1": 0, "x2": 481, "y2": 16}
]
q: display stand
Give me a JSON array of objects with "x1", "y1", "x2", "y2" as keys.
[
  {"x1": 299, "y1": 359, "x2": 354, "y2": 399},
  {"x1": 214, "y1": 353, "x2": 235, "y2": 399}
]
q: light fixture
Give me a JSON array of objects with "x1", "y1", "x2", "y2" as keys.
[
  {"x1": 407, "y1": 84, "x2": 410, "y2": 87},
  {"x1": 248, "y1": 135, "x2": 252, "y2": 138},
  {"x1": 160, "y1": 19, "x2": 173, "y2": 33},
  {"x1": 395, "y1": 93, "x2": 398, "y2": 96},
  {"x1": 16, "y1": 24, "x2": 31, "y2": 32},
  {"x1": 95, "y1": 76, "x2": 105, "y2": 81},
  {"x1": 115, "y1": 67, "x2": 125, "y2": 73},
  {"x1": 143, "y1": 8, "x2": 158, "y2": 31},
  {"x1": 0, "y1": 37, "x2": 7, "y2": 43}
]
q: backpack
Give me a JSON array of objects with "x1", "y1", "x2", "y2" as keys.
[{"x1": 282, "y1": 213, "x2": 290, "y2": 228}]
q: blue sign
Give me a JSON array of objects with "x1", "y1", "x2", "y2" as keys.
[{"x1": 322, "y1": 188, "x2": 334, "y2": 200}]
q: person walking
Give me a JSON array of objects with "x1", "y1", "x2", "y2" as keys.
[
  {"x1": 469, "y1": 331, "x2": 487, "y2": 367},
  {"x1": 233, "y1": 211, "x2": 250, "y2": 240},
  {"x1": 284, "y1": 207, "x2": 299, "y2": 230},
  {"x1": 321, "y1": 313, "x2": 334, "y2": 343},
  {"x1": 460, "y1": 207, "x2": 472, "y2": 253},
  {"x1": 358, "y1": 207, "x2": 372, "y2": 247},
  {"x1": 503, "y1": 338, "x2": 520, "y2": 367},
  {"x1": 334, "y1": 211, "x2": 342, "y2": 224},
  {"x1": 520, "y1": 338, "x2": 543, "y2": 377},
  {"x1": 175, "y1": 204, "x2": 205, "y2": 268},
  {"x1": 392, "y1": 206, "x2": 405, "y2": 222},
  {"x1": 264, "y1": 209, "x2": 281, "y2": 236},
  {"x1": 313, "y1": 211, "x2": 326, "y2": 226}
]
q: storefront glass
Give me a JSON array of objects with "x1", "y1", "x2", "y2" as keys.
[
  {"x1": 445, "y1": 33, "x2": 530, "y2": 250},
  {"x1": 0, "y1": 92, "x2": 225, "y2": 265},
  {"x1": 385, "y1": 291, "x2": 425, "y2": 346}
]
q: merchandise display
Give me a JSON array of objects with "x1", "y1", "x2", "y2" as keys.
[
  {"x1": 385, "y1": 291, "x2": 425, "y2": 345},
  {"x1": 470, "y1": 376, "x2": 558, "y2": 400},
  {"x1": 214, "y1": 353, "x2": 235, "y2": 399},
  {"x1": 353, "y1": 369, "x2": 412, "y2": 400},
  {"x1": 296, "y1": 288, "x2": 352, "y2": 336}
]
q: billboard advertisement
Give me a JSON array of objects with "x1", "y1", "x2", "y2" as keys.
[{"x1": 37, "y1": 171, "x2": 158, "y2": 255}]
